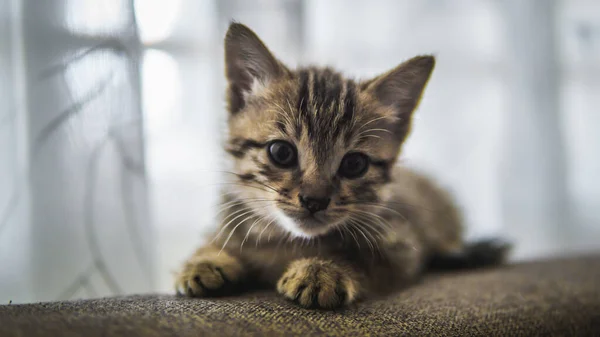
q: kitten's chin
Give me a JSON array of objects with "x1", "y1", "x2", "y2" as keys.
[{"x1": 274, "y1": 209, "x2": 335, "y2": 238}]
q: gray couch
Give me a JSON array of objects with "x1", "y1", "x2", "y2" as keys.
[{"x1": 1, "y1": 254, "x2": 599, "y2": 336}]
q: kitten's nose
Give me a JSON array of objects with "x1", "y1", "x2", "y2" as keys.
[{"x1": 299, "y1": 195, "x2": 331, "y2": 214}]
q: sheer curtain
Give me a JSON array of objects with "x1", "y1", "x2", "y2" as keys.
[
  {"x1": 1, "y1": 0, "x2": 599, "y2": 304},
  {"x1": 0, "y1": 0, "x2": 152, "y2": 304}
]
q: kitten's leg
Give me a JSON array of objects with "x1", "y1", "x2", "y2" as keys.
[
  {"x1": 374, "y1": 223, "x2": 427, "y2": 287},
  {"x1": 175, "y1": 245, "x2": 245, "y2": 297},
  {"x1": 275, "y1": 225, "x2": 425, "y2": 309},
  {"x1": 276, "y1": 258, "x2": 361, "y2": 309}
]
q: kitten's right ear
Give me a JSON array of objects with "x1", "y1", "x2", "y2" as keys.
[{"x1": 224, "y1": 22, "x2": 287, "y2": 114}]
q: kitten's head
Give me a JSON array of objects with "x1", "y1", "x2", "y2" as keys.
[{"x1": 223, "y1": 23, "x2": 434, "y2": 238}]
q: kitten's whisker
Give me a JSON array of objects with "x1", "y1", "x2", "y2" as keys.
[
  {"x1": 219, "y1": 204, "x2": 261, "y2": 223},
  {"x1": 240, "y1": 215, "x2": 266, "y2": 252},
  {"x1": 346, "y1": 214, "x2": 385, "y2": 256},
  {"x1": 347, "y1": 220, "x2": 375, "y2": 256},
  {"x1": 349, "y1": 212, "x2": 388, "y2": 237},
  {"x1": 246, "y1": 180, "x2": 282, "y2": 194},
  {"x1": 218, "y1": 178, "x2": 281, "y2": 194},
  {"x1": 352, "y1": 219, "x2": 383, "y2": 257},
  {"x1": 357, "y1": 115, "x2": 389, "y2": 132},
  {"x1": 202, "y1": 173, "x2": 281, "y2": 194},
  {"x1": 214, "y1": 190, "x2": 261, "y2": 204},
  {"x1": 341, "y1": 222, "x2": 361, "y2": 249},
  {"x1": 349, "y1": 215, "x2": 386, "y2": 256},
  {"x1": 274, "y1": 231, "x2": 291, "y2": 255},
  {"x1": 343, "y1": 200, "x2": 414, "y2": 222},
  {"x1": 256, "y1": 217, "x2": 277, "y2": 247},
  {"x1": 214, "y1": 199, "x2": 278, "y2": 238},
  {"x1": 215, "y1": 198, "x2": 274, "y2": 217},
  {"x1": 382, "y1": 200, "x2": 441, "y2": 213},
  {"x1": 316, "y1": 236, "x2": 322, "y2": 255},
  {"x1": 207, "y1": 182, "x2": 273, "y2": 194},
  {"x1": 275, "y1": 200, "x2": 296, "y2": 207},
  {"x1": 351, "y1": 210, "x2": 395, "y2": 231},
  {"x1": 334, "y1": 224, "x2": 345, "y2": 241},
  {"x1": 291, "y1": 236, "x2": 299, "y2": 254},
  {"x1": 212, "y1": 209, "x2": 258, "y2": 243},
  {"x1": 362, "y1": 215, "x2": 397, "y2": 241},
  {"x1": 213, "y1": 198, "x2": 245, "y2": 213},
  {"x1": 219, "y1": 213, "x2": 258, "y2": 255},
  {"x1": 358, "y1": 127, "x2": 393, "y2": 136},
  {"x1": 360, "y1": 134, "x2": 382, "y2": 140},
  {"x1": 268, "y1": 224, "x2": 277, "y2": 243},
  {"x1": 362, "y1": 225, "x2": 383, "y2": 257},
  {"x1": 357, "y1": 202, "x2": 406, "y2": 217}
]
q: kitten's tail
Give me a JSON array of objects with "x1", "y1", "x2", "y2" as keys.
[{"x1": 427, "y1": 238, "x2": 512, "y2": 271}]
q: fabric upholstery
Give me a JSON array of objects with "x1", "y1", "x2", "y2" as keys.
[{"x1": 1, "y1": 255, "x2": 599, "y2": 336}]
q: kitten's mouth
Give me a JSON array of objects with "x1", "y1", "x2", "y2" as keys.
[
  {"x1": 296, "y1": 213, "x2": 327, "y2": 228},
  {"x1": 277, "y1": 209, "x2": 334, "y2": 237}
]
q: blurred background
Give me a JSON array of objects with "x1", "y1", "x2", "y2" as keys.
[{"x1": 1, "y1": 0, "x2": 599, "y2": 304}]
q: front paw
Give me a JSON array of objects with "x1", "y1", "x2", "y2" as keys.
[
  {"x1": 175, "y1": 251, "x2": 244, "y2": 297},
  {"x1": 277, "y1": 259, "x2": 359, "y2": 309}
]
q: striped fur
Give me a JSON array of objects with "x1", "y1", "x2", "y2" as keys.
[{"x1": 175, "y1": 23, "x2": 480, "y2": 310}]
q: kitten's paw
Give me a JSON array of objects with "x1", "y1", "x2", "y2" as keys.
[
  {"x1": 277, "y1": 258, "x2": 359, "y2": 309},
  {"x1": 175, "y1": 251, "x2": 244, "y2": 297}
]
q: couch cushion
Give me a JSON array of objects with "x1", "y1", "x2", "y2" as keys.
[{"x1": 1, "y1": 255, "x2": 599, "y2": 336}]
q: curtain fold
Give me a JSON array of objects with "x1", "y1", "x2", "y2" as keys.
[{"x1": 0, "y1": 0, "x2": 153, "y2": 304}]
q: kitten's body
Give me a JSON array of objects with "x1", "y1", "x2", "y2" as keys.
[{"x1": 176, "y1": 23, "x2": 508, "y2": 309}]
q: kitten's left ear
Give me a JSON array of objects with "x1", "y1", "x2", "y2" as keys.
[
  {"x1": 224, "y1": 22, "x2": 289, "y2": 114},
  {"x1": 363, "y1": 55, "x2": 435, "y2": 136}
]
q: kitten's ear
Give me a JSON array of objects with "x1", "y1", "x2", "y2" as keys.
[
  {"x1": 224, "y1": 22, "x2": 288, "y2": 114},
  {"x1": 363, "y1": 55, "x2": 435, "y2": 136}
]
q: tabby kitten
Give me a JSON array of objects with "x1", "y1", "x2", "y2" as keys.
[{"x1": 175, "y1": 23, "x2": 509, "y2": 309}]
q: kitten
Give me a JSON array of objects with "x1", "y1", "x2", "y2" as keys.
[{"x1": 175, "y1": 22, "x2": 510, "y2": 309}]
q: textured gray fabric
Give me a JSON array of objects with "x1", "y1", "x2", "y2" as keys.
[{"x1": 1, "y1": 255, "x2": 599, "y2": 337}]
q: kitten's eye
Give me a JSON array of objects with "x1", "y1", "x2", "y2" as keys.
[
  {"x1": 338, "y1": 152, "x2": 369, "y2": 179},
  {"x1": 267, "y1": 141, "x2": 297, "y2": 168}
]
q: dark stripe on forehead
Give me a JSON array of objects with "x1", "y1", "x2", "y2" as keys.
[
  {"x1": 226, "y1": 138, "x2": 266, "y2": 158},
  {"x1": 339, "y1": 80, "x2": 357, "y2": 142},
  {"x1": 294, "y1": 67, "x2": 359, "y2": 156},
  {"x1": 276, "y1": 119, "x2": 287, "y2": 134},
  {"x1": 312, "y1": 68, "x2": 342, "y2": 114},
  {"x1": 296, "y1": 69, "x2": 312, "y2": 138},
  {"x1": 297, "y1": 69, "x2": 310, "y2": 115}
]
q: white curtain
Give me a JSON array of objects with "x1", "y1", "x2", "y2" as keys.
[
  {"x1": 2, "y1": 0, "x2": 599, "y2": 303},
  {"x1": 0, "y1": 0, "x2": 153, "y2": 304}
]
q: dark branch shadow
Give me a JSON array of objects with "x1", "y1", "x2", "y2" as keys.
[
  {"x1": 34, "y1": 38, "x2": 133, "y2": 156},
  {"x1": 57, "y1": 264, "x2": 96, "y2": 300},
  {"x1": 109, "y1": 128, "x2": 145, "y2": 175},
  {"x1": 109, "y1": 130, "x2": 152, "y2": 280},
  {"x1": 33, "y1": 72, "x2": 115, "y2": 155},
  {"x1": 38, "y1": 39, "x2": 129, "y2": 80},
  {"x1": 84, "y1": 138, "x2": 124, "y2": 295}
]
